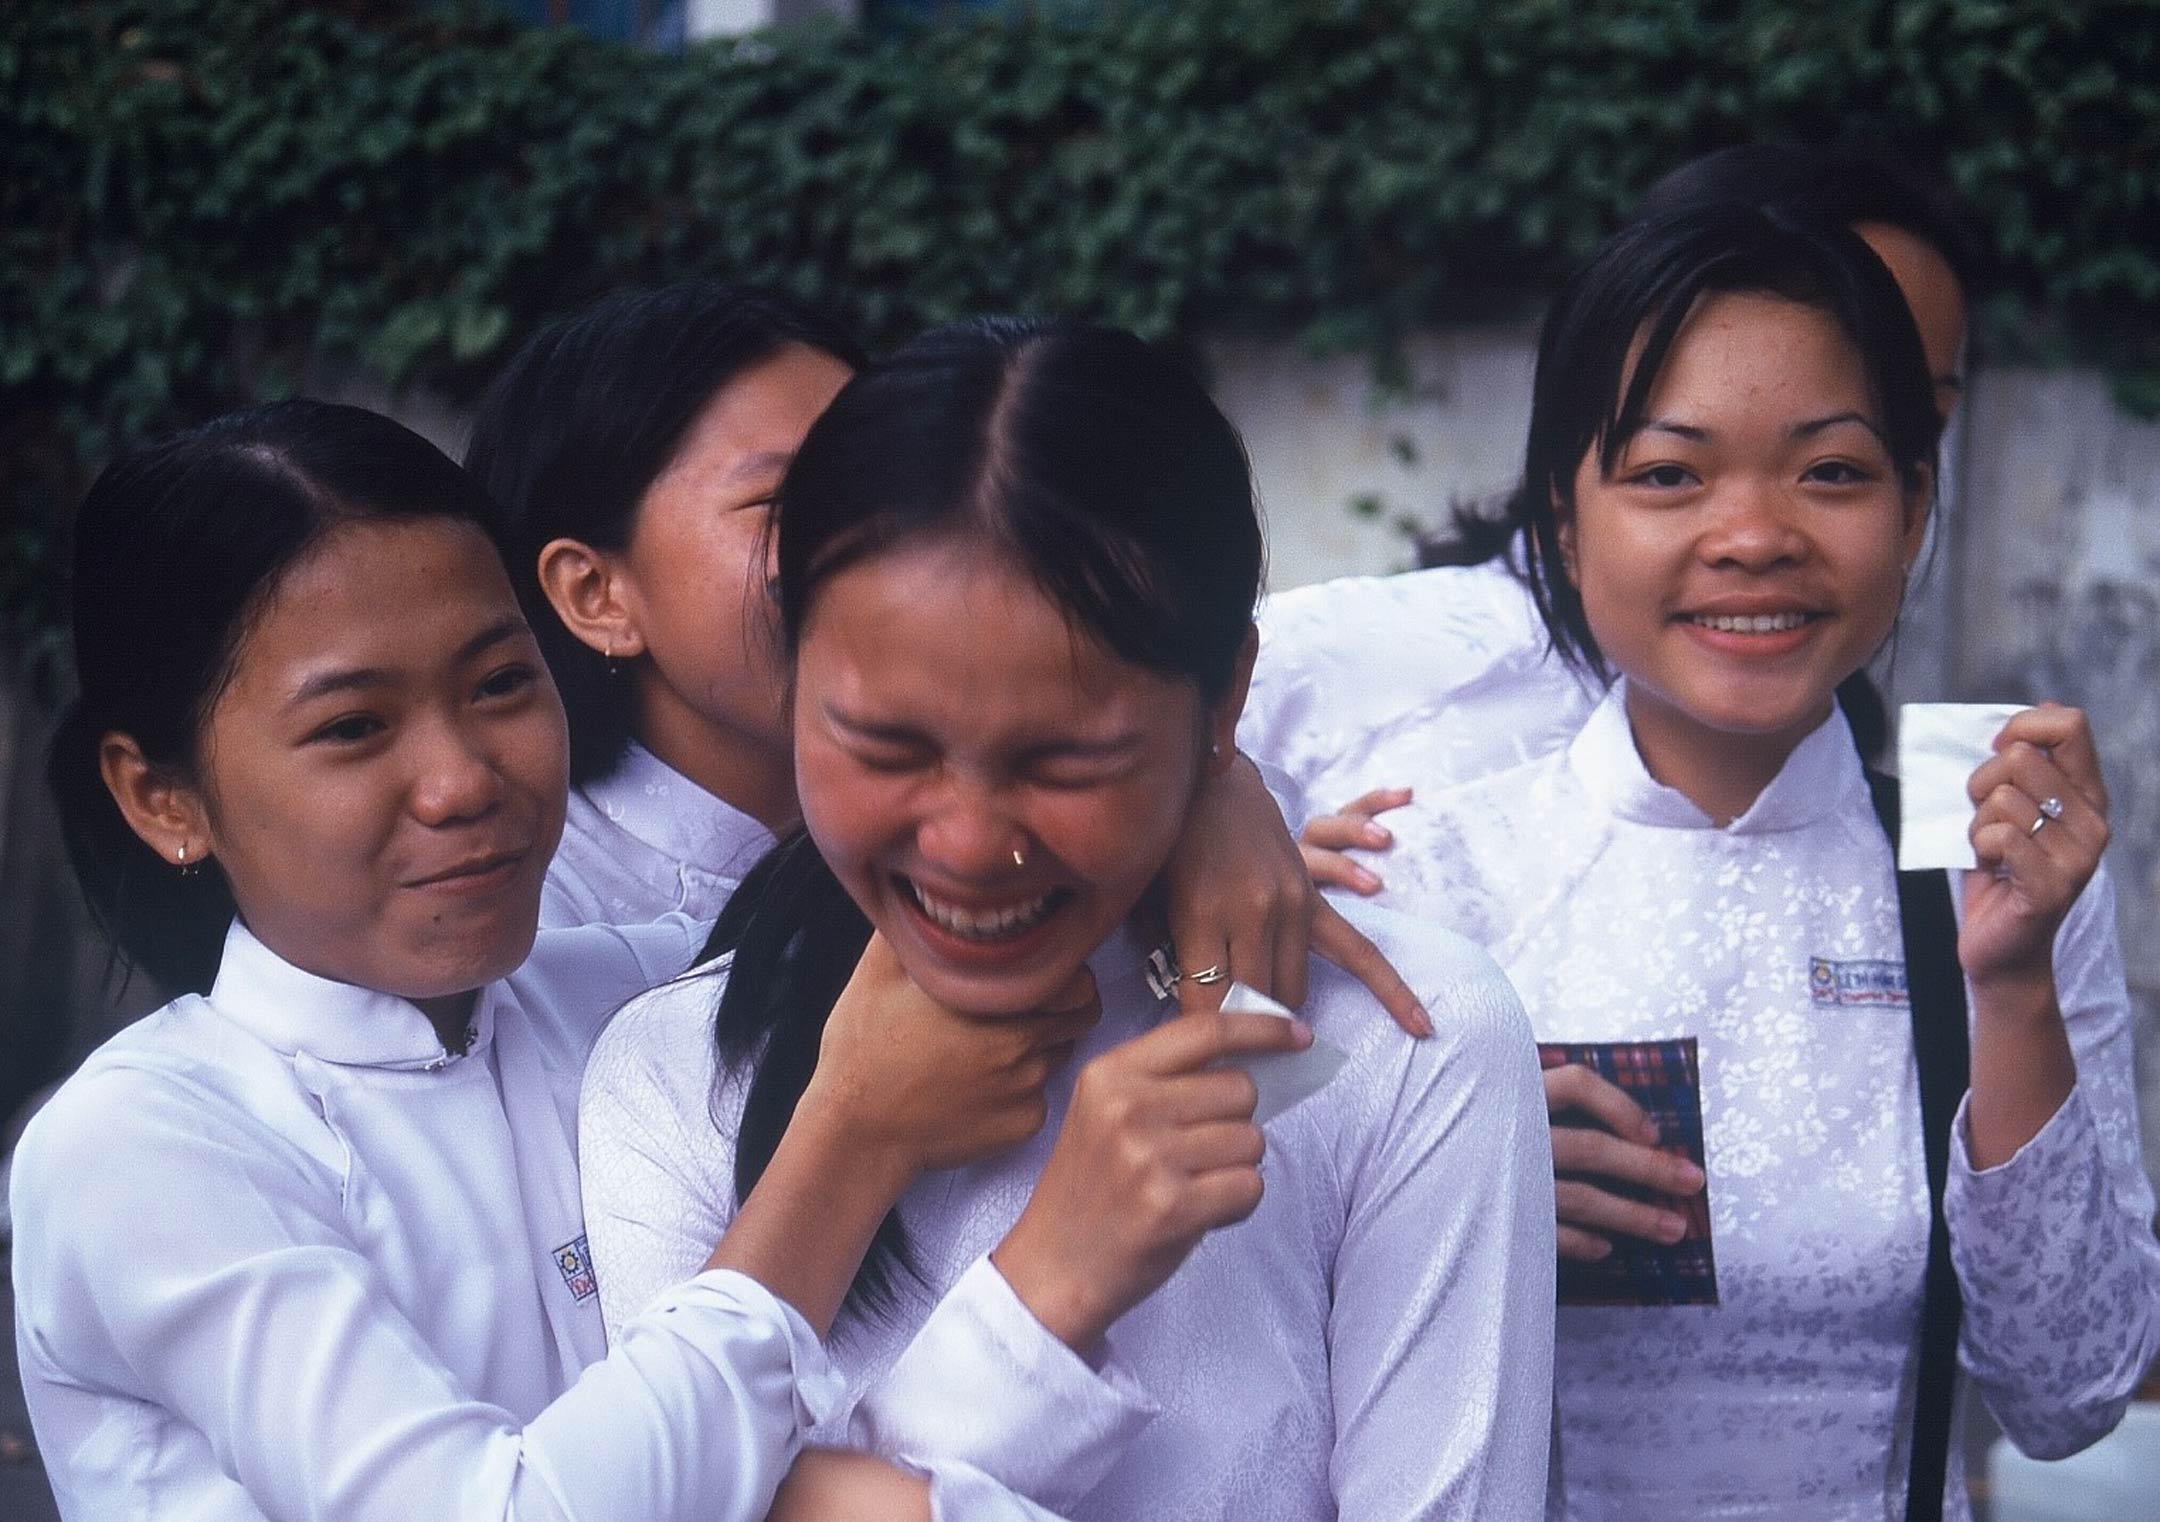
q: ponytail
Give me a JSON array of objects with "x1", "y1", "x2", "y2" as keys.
[{"x1": 704, "y1": 831, "x2": 915, "y2": 1320}]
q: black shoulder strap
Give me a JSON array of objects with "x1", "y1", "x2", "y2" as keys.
[{"x1": 1864, "y1": 769, "x2": 1970, "y2": 1522}]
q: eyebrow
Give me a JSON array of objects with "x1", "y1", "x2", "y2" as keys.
[
  {"x1": 1636, "y1": 412, "x2": 1883, "y2": 443},
  {"x1": 822, "y1": 702, "x2": 1147, "y2": 755},
  {"x1": 718, "y1": 449, "x2": 796, "y2": 486},
  {"x1": 285, "y1": 617, "x2": 526, "y2": 708},
  {"x1": 1789, "y1": 411, "x2": 1885, "y2": 442},
  {"x1": 1637, "y1": 418, "x2": 1709, "y2": 444}
]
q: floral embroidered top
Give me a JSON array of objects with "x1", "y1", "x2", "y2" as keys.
[
  {"x1": 1239, "y1": 560, "x2": 1597, "y2": 825},
  {"x1": 1357, "y1": 684, "x2": 2160, "y2": 1521}
]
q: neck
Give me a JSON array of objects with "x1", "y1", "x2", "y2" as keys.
[
  {"x1": 631, "y1": 682, "x2": 799, "y2": 835},
  {"x1": 1621, "y1": 685, "x2": 1829, "y2": 826},
  {"x1": 414, "y1": 989, "x2": 479, "y2": 1057}
]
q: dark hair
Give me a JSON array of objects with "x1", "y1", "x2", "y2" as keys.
[
  {"x1": 706, "y1": 317, "x2": 1264, "y2": 1318},
  {"x1": 464, "y1": 282, "x2": 868, "y2": 785},
  {"x1": 1505, "y1": 207, "x2": 1941, "y2": 759},
  {"x1": 1638, "y1": 143, "x2": 1980, "y2": 301},
  {"x1": 1424, "y1": 145, "x2": 1974, "y2": 759},
  {"x1": 48, "y1": 400, "x2": 508, "y2": 996}
]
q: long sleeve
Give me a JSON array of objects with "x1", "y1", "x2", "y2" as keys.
[
  {"x1": 846, "y1": 1257, "x2": 1158, "y2": 1512},
  {"x1": 578, "y1": 973, "x2": 1083, "y2": 1522},
  {"x1": 1318, "y1": 956, "x2": 1557, "y2": 1520},
  {"x1": 1947, "y1": 866, "x2": 2160, "y2": 1457},
  {"x1": 11, "y1": 1065, "x2": 836, "y2": 1522},
  {"x1": 577, "y1": 970, "x2": 740, "y2": 1340}
]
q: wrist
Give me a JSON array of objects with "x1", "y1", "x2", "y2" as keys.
[
  {"x1": 991, "y1": 1224, "x2": 1111, "y2": 1356},
  {"x1": 789, "y1": 1078, "x2": 920, "y2": 1202},
  {"x1": 1965, "y1": 961, "x2": 2061, "y2": 1027}
]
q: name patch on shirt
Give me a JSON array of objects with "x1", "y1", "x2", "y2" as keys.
[
  {"x1": 1808, "y1": 957, "x2": 1908, "y2": 1008},
  {"x1": 554, "y1": 1235, "x2": 598, "y2": 1302}
]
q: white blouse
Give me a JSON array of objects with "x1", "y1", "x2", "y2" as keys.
[
  {"x1": 579, "y1": 907, "x2": 1559, "y2": 1521},
  {"x1": 540, "y1": 742, "x2": 777, "y2": 930},
  {"x1": 1354, "y1": 685, "x2": 2160, "y2": 1521},
  {"x1": 1240, "y1": 561, "x2": 1595, "y2": 825},
  {"x1": 9, "y1": 918, "x2": 840, "y2": 1522}
]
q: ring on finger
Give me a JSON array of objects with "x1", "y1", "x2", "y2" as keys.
[
  {"x1": 1187, "y1": 963, "x2": 1228, "y2": 986},
  {"x1": 2039, "y1": 795, "x2": 2065, "y2": 820},
  {"x1": 2028, "y1": 811, "x2": 2051, "y2": 837}
]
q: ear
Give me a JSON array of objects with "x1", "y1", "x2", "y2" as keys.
[
  {"x1": 536, "y1": 538, "x2": 646, "y2": 661},
  {"x1": 1552, "y1": 488, "x2": 1581, "y2": 588},
  {"x1": 99, "y1": 733, "x2": 212, "y2": 870},
  {"x1": 1202, "y1": 622, "x2": 1260, "y2": 778},
  {"x1": 1898, "y1": 465, "x2": 1935, "y2": 574}
]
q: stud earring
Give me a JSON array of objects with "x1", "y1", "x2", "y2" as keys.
[
  {"x1": 605, "y1": 637, "x2": 621, "y2": 678},
  {"x1": 175, "y1": 843, "x2": 202, "y2": 878}
]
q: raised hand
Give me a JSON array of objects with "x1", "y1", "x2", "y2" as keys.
[
  {"x1": 1962, "y1": 703, "x2": 2111, "y2": 989},
  {"x1": 806, "y1": 932, "x2": 1102, "y2": 1174},
  {"x1": 989, "y1": 1008, "x2": 1313, "y2": 1353},
  {"x1": 1298, "y1": 785, "x2": 1414, "y2": 897},
  {"x1": 1159, "y1": 755, "x2": 1428, "y2": 1035}
]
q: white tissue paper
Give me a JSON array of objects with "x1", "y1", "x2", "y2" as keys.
[
  {"x1": 1896, "y1": 702, "x2": 2028, "y2": 871},
  {"x1": 1215, "y1": 981, "x2": 1349, "y2": 1125}
]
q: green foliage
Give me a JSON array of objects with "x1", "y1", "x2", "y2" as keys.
[{"x1": 6, "y1": 0, "x2": 2160, "y2": 663}]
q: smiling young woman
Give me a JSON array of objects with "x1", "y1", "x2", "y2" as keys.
[
  {"x1": 1259, "y1": 143, "x2": 1981, "y2": 875},
  {"x1": 1296, "y1": 208, "x2": 2160, "y2": 1519},
  {"x1": 14, "y1": 399, "x2": 1122, "y2": 1521},
  {"x1": 578, "y1": 318, "x2": 1557, "y2": 1520}
]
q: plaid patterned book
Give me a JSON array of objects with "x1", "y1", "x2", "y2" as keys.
[{"x1": 1540, "y1": 1037, "x2": 1718, "y2": 1308}]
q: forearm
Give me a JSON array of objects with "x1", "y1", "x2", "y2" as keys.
[
  {"x1": 1964, "y1": 963, "x2": 2077, "y2": 1171},
  {"x1": 707, "y1": 1094, "x2": 914, "y2": 1338}
]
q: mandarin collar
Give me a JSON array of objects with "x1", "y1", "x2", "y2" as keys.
[
  {"x1": 1566, "y1": 680, "x2": 1865, "y2": 834},
  {"x1": 207, "y1": 920, "x2": 496, "y2": 1070},
  {"x1": 582, "y1": 742, "x2": 777, "y2": 883}
]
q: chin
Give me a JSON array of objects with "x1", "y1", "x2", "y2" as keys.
[
  {"x1": 399, "y1": 915, "x2": 541, "y2": 999},
  {"x1": 901, "y1": 956, "x2": 1091, "y2": 1021}
]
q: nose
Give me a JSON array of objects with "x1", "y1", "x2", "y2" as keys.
[
  {"x1": 915, "y1": 772, "x2": 1027, "y2": 880},
  {"x1": 409, "y1": 715, "x2": 503, "y2": 827},
  {"x1": 1699, "y1": 477, "x2": 1808, "y2": 571}
]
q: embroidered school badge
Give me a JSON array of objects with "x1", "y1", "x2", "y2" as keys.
[
  {"x1": 1809, "y1": 957, "x2": 1909, "y2": 1008},
  {"x1": 554, "y1": 1235, "x2": 598, "y2": 1302}
]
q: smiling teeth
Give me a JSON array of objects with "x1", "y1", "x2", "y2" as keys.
[
  {"x1": 1694, "y1": 612, "x2": 1810, "y2": 633},
  {"x1": 910, "y1": 883, "x2": 1057, "y2": 941}
]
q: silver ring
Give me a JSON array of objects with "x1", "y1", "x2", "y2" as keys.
[
  {"x1": 2028, "y1": 812, "x2": 2051, "y2": 837},
  {"x1": 2039, "y1": 796, "x2": 2065, "y2": 820},
  {"x1": 1186, "y1": 964, "x2": 1228, "y2": 986}
]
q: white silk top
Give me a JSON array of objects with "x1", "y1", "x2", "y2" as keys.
[
  {"x1": 541, "y1": 742, "x2": 777, "y2": 931},
  {"x1": 579, "y1": 907, "x2": 1559, "y2": 1521},
  {"x1": 9, "y1": 918, "x2": 847, "y2": 1522},
  {"x1": 1241, "y1": 561, "x2": 1596, "y2": 824},
  {"x1": 1357, "y1": 687, "x2": 2160, "y2": 1520}
]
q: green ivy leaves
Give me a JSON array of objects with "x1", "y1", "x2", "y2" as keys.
[{"x1": 4, "y1": 0, "x2": 2158, "y2": 667}]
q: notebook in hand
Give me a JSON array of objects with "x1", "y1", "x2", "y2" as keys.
[{"x1": 1542, "y1": 1036, "x2": 1718, "y2": 1308}]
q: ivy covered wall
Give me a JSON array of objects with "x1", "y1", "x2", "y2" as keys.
[{"x1": 5, "y1": 0, "x2": 2158, "y2": 663}]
